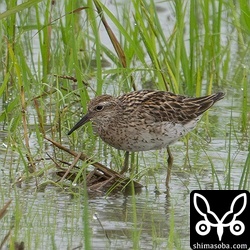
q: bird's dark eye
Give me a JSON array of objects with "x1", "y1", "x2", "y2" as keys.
[{"x1": 95, "y1": 105, "x2": 104, "y2": 111}]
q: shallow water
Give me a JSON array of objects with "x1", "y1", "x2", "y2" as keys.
[
  {"x1": 0, "y1": 98, "x2": 248, "y2": 249},
  {"x1": 0, "y1": 1, "x2": 249, "y2": 250}
]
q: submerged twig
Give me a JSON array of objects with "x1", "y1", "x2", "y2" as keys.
[
  {"x1": 0, "y1": 200, "x2": 12, "y2": 220},
  {"x1": 94, "y1": 212, "x2": 111, "y2": 243},
  {"x1": 59, "y1": 152, "x2": 82, "y2": 182},
  {"x1": 0, "y1": 226, "x2": 13, "y2": 250},
  {"x1": 44, "y1": 137, "x2": 143, "y2": 192},
  {"x1": 0, "y1": 200, "x2": 13, "y2": 250},
  {"x1": 45, "y1": 137, "x2": 120, "y2": 177}
]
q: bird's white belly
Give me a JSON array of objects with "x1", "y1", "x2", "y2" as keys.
[{"x1": 98, "y1": 119, "x2": 200, "y2": 152}]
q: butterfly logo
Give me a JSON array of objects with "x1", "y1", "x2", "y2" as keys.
[{"x1": 193, "y1": 193, "x2": 247, "y2": 241}]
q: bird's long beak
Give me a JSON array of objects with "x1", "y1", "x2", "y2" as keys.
[{"x1": 68, "y1": 113, "x2": 90, "y2": 135}]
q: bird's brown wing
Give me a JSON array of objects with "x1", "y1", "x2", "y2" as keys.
[{"x1": 120, "y1": 90, "x2": 224, "y2": 125}]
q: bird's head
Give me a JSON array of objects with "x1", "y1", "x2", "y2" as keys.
[{"x1": 68, "y1": 95, "x2": 121, "y2": 135}]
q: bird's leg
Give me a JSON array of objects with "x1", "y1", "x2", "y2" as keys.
[
  {"x1": 166, "y1": 146, "x2": 173, "y2": 189},
  {"x1": 120, "y1": 151, "x2": 129, "y2": 174}
]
